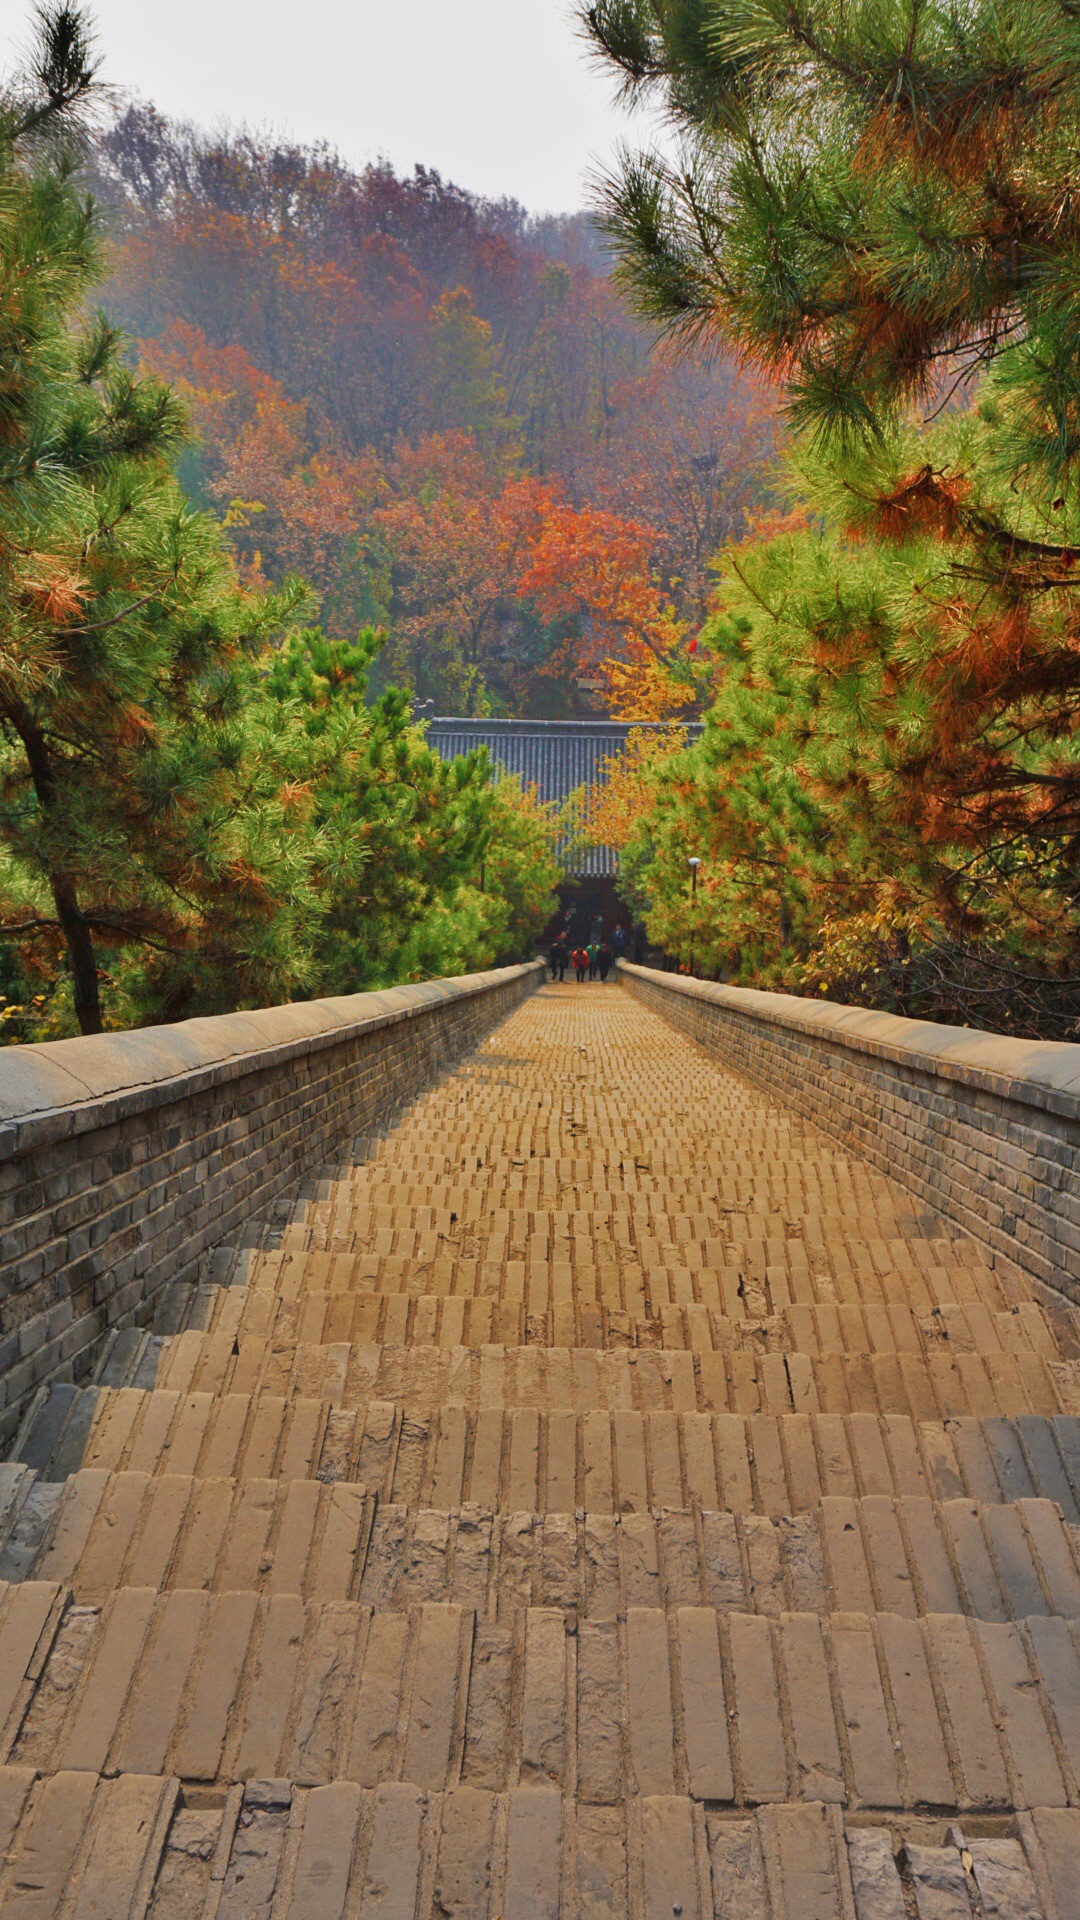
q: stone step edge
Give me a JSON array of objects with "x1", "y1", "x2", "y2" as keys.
[
  {"x1": 0, "y1": 1770, "x2": 1074, "y2": 1920},
  {"x1": 2, "y1": 1586, "x2": 1080, "y2": 1820},
  {"x1": 18, "y1": 1390, "x2": 1080, "y2": 1525},
  {"x1": 198, "y1": 1283, "x2": 1074, "y2": 1366},
  {"x1": 148, "y1": 1331, "x2": 1080, "y2": 1422},
  {"x1": 9, "y1": 1482, "x2": 1080, "y2": 1622}
]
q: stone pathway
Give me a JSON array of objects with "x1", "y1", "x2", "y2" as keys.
[{"x1": 1, "y1": 982, "x2": 1079, "y2": 1916}]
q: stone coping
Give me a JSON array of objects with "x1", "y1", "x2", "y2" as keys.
[
  {"x1": 617, "y1": 961, "x2": 1080, "y2": 1122},
  {"x1": 0, "y1": 961, "x2": 544, "y2": 1160}
]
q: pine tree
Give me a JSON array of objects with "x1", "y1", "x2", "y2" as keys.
[
  {"x1": 0, "y1": 11, "x2": 561, "y2": 1039},
  {"x1": 249, "y1": 628, "x2": 560, "y2": 991},
  {"x1": 581, "y1": 0, "x2": 1080, "y2": 450},
  {"x1": 0, "y1": 8, "x2": 305, "y2": 1032},
  {"x1": 582, "y1": 0, "x2": 1080, "y2": 1015}
]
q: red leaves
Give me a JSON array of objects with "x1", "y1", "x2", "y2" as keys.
[
  {"x1": 366, "y1": 433, "x2": 556, "y2": 668},
  {"x1": 361, "y1": 432, "x2": 688, "y2": 714}
]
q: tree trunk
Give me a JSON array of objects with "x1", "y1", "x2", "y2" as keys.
[
  {"x1": 51, "y1": 877, "x2": 103, "y2": 1034},
  {"x1": 11, "y1": 710, "x2": 104, "y2": 1035}
]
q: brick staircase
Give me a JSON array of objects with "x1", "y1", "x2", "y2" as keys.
[{"x1": 0, "y1": 984, "x2": 1078, "y2": 1916}]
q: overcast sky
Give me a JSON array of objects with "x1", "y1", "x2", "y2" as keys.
[{"x1": 8, "y1": 1, "x2": 657, "y2": 213}]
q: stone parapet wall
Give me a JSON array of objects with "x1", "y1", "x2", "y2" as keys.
[
  {"x1": 0, "y1": 961, "x2": 543, "y2": 1443},
  {"x1": 618, "y1": 961, "x2": 1080, "y2": 1306}
]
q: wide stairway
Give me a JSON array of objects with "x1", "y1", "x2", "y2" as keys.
[{"x1": 0, "y1": 983, "x2": 1079, "y2": 1916}]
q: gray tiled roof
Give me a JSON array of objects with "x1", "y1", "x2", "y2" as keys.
[{"x1": 425, "y1": 717, "x2": 702, "y2": 877}]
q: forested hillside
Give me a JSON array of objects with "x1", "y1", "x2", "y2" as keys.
[{"x1": 90, "y1": 108, "x2": 777, "y2": 717}]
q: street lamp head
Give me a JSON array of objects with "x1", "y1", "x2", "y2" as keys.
[{"x1": 688, "y1": 856, "x2": 701, "y2": 868}]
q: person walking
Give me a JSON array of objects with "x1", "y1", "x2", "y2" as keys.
[
  {"x1": 612, "y1": 922, "x2": 628, "y2": 961},
  {"x1": 573, "y1": 946, "x2": 588, "y2": 985},
  {"x1": 590, "y1": 913, "x2": 605, "y2": 946},
  {"x1": 587, "y1": 940, "x2": 600, "y2": 981},
  {"x1": 549, "y1": 931, "x2": 568, "y2": 982},
  {"x1": 598, "y1": 941, "x2": 613, "y2": 981}
]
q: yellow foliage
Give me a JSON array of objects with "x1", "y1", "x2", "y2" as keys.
[
  {"x1": 588, "y1": 725, "x2": 689, "y2": 851},
  {"x1": 602, "y1": 649, "x2": 689, "y2": 720}
]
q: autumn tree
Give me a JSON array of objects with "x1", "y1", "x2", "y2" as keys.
[
  {"x1": 581, "y1": 357, "x2": 779, "y2": 626},
  {"x1": 584, "y1": 0, "x2": 1080, "y2": 830},
  {"x1": 428, "y1": 286, "x2": 511, "y2": 442},
  {"x1": 360, "y1": 437, "x2": 708, "y2": 719},
  {"x1": 138, "y1": 320, "x2": 365, "y2": 621},
  {"x1": 358, "y1": 434, "x2": 553, "y2": 713},
  {"x1": 131, "y1": 309, "x2": 729, "y2": 722},
  {"x1": 582, "y1": 0, "x2": 1080, "y2": 425},
  {"x1": 91, "y1": 97, "x2": 779, "y2": 703},
  {"x1": 517, "y1": 502, "x2": 687, "y2": 716},
  {"x1": 603, "y1": 493, "x2": 1080, "y2": 1034},
  {"x1": 588, "y1": 725, "x2": 690, "y2": 848}
]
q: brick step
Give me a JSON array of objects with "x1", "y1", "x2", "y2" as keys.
[
  {"x1": 13, "y1": 1458, "x2": 1080, "y2": 1620},
  {"x1": 280, "y1": 1203, "x2": 985, "y2": 1254},
  {"x1": 24, "y1": 1383, "x2": 1080, "y2": 1516},
  {"x1": 272, "y1": 1191, "x2": 990, "y2": 1244},
  {"x1": 12, "y1": 978, "x2": 1080, "y2": 1906},
  {"x1": 283, "y1": 1162, "x2": 981, "y2": 1212},
  {"x1": 0, "y1": 1766, "x2": 178, "y2": 1920},
  {"x1": 288, "y1": 1149, "x2": 993, "y2": 1218},
  {"x1": 201, "y1": 1276, "x2": 1071, "y2": 1364},
  {"x1": 0, "y1": 1465, "x2": 43, "y2": 1581},
  {"x1": 149, "y1": 1327, "x2": 1080, "y2": 1420},
  {"x1": 1, "y1": 1770, "x2": 1074, "y2": 1920},
  {"x1": 2, "y1": 1583, "x2": 1079, "y2": 1811},
  {"x1": 256, "y1": 1237, "x2": 1026, "y2": 1323}
]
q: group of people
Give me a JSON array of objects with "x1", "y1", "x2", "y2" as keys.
[{"x1": 549, "y1": 913, "x2": 631, "y2": 984}]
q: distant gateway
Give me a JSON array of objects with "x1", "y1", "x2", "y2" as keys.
[{"x1": 424, "y1": 717, "x2": 702, "y2": 877}]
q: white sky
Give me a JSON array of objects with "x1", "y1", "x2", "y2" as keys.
[{"x1": 7, "y1": 0, "x2": 657, "y2": 213}]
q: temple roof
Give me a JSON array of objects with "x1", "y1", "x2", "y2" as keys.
[{"x1": 425, "y1": 717, "x2": 702, "y2": 877}]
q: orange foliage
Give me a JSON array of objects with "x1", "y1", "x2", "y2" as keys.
[
  {"x1": 93, "y1": 116, "x2": 788, "y2": 713},
  {"x1": 139, "y1": 322, "x2": 363, "y2": 606},
  {"x1": 517, "y1": 503, "x2": 686, "y2": 714},
  {"x1": 350, "y1": 430, "x2": 699, "y2": 714},
  {"x1": 137, "y1": 322, "x2": 742, "y2": 716},
  {"x1": 865, "y1": 464, "x2": 971, "y2": 545},
  {"x1": 354, "y1": 432, "x2": 553, "y2": 706},
  {"x1": 20, "y1": 560, "x2": 88, "y2": 624},
  {"x1": 582, "y1": 356, "x2": 781, "y2": 625}
]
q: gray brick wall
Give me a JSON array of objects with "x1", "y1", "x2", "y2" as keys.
[
  {"x1": 618, "y1": 962, "x2": 1080, "y2": 1307},
  {"x1": 0, "y1": 963, "x2": 543, "y2": 1442}
]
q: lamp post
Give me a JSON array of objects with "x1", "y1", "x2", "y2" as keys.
[{"x1": 687, "y1": 857, "x2": 700, "y2": 975}]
